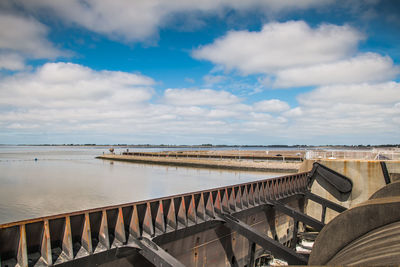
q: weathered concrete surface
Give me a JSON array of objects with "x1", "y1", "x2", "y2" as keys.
[
  {"x1": 299, "y1": 159, "x2": 400, "y2": 222},
  {"x1": 97, "y1": 154, "x2": 300, "y2": 173},
  {"x1": 386, "y1": 161, "x2": 400, "y2": 181}
]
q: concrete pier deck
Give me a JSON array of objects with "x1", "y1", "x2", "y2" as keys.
[
  {"x1": 122, "y1": 150, "x2": 304, "y2": 161},
  {"x1": 97, "y1": 151, "x2": 302, "y2": 173}
]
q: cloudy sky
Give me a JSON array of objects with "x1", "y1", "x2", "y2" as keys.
[{"x1": 0, "y1": 0, "x2": 399, "y2": 145}]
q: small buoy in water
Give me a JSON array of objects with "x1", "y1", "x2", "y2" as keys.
[{"x1": 34, "y1": 158, "x2": 38, "y2": 161}]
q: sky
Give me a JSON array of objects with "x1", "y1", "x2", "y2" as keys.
[{"x1": 0, "y1": 0, "x2": 399, "y2": 145}]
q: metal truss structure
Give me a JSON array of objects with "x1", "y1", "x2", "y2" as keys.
[{"x1": 0, "y1": 165, "x2": 348, "y2": 267}]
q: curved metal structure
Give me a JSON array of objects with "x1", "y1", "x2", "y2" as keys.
[{"x1": 309, "y1": 181, "x2": 400, "y2": 265}]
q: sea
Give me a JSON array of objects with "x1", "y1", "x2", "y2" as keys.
[{"x1": 0, "y1": 145, "x2": 295, "y2": 224}]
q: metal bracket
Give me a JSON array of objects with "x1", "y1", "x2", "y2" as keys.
[
  {"x1": 218, "y1": 213, "x2": 308, "y2": 265},
  {"x1": 308, "y1": 162, "x2": 353, "y2": 201}
]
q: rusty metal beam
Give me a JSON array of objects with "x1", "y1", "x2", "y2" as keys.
[
  {"x1": 305, "y1": 192, "x2": 347, "y2": 213},
  {"x1": 130, "y1": 238, "x2": 186, "y2": 267},
  {"x1": 248, "y1": 241, "x2": 256, "y2": 267},
  {"x1": 218, "y1": 213, "x2": 308, "y2": 265},
  {"x1": 290, "y1": 220, "x2": 299, "y2": 249},
  {"x1": 321, "y1": 206, "x2": 327, "y2": 223},
  {"x1": 380, "y1": 161, "x2": 391, "y2": 184},
  {"x1": 269, "y1": 200, "x2": 325, "y2": 231}
]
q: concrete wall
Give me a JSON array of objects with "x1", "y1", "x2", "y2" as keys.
[{"x1": 299, "y1": 159, "x2": 400, "y2": 222}]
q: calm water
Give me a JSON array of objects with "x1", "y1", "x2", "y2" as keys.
[{"x1": 0, "y1": 146, "x2": 288, "y2": 224}]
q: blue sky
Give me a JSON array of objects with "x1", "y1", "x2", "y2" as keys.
[{"x1": 0, "y1": 0, "x2": 399, "y2": 145}]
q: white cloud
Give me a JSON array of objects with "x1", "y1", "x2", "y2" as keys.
[
  {"x1": 279, "y1": 82, "x2": 400, "y2": 141},
  {"x1": 1, "y1": 62, "x2": 399, "y2": 144},
  {"x1": 163, "y1": 88, "x2": 240, "y2": 106},
  {"x1": 203, "y1": 74, "x2": 226, "y2": 85},
  {"x1": 193, "y1": 21, "x2": 364, "y2": 74},
  {"x1": 0, "y1": 62, "x2": 154, "y2": 108},
  {"x1": 0, "y1": 54, "x2": 25, "y2": 71},
  {"x1": 274, "y1": 53, "x2": 400, "y2": 87},
  {"x1": 6, "y1": 123, "x2": 39, "y2": 129},
  {"x1": 284, "y1": 103, "x2": 399, "y2": 139},
  {"x1": 16, "y1": 0, "x2": 330, "y2": 42},
  {"x1": 207, "y1": 109, "x2": 241, "y2": 118},
  {"x1": 253, "y1": 99, "x2": 290, "y2": 112},
  {"x1": 298, "y1": 82, "x2": 400, "y2": 106},
  {"x1": 0, "y1": 63, "x2": 279, "y2": 143},
  {"x1": 0, "y1": 14, "x2": 62, "y2": 58},
  {"x1": 283, "y1": 107, "x2": 303, "y2": 117},
  {"x1": 193, "y1": 20, "x2": 400, "y2": 93},
  {"x1": 0, "y1": 13, "x2": 63, "y2": 70}
]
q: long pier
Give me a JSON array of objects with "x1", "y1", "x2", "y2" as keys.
[
  {"x1": 122, "y1": 151, "x2": 304, "y2": 161},
  {"x1": 97, "y1": 152, "x2": 302, "y2": 173}
]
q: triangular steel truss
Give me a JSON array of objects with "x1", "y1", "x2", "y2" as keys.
[{"x1": 0, "y1": 171, "x2": 347, "y2": 267}]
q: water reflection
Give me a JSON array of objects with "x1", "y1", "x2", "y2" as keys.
[{"x1": 0, "y1": 146, "x2": 285, "y2": 224}]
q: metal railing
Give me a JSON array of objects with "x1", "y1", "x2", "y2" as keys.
[{"x1": 305, "y1": 149, "x2": 400, "y2": 160}]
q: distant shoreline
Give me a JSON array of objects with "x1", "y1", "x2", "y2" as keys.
[{"x1": 1, "y1": 144, "x2": 399, "y2": 149}]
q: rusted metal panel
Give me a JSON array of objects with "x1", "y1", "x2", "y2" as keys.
[
  {"x1": 41, "y1": 220, "x2": 52, "y2": 265},
  {"x1": 17, "y1": 224, "x2": 28, "y2": 267},
  {"x1": 61, "y1": 216, "x2": 74, "y2": 262}
]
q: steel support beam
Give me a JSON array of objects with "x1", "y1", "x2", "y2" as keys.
[
  {"x1": 218, "y1": 213, "x2": 308, "y2": 265},
  {"x1": 269, "y1": 200, "x2": 324, "y2": 231},
  {"x1": 305, "y1": 192, "x2": 347, "y2": 213},
  {"x1": 122, "y1": 238, "x2": 186, "y2": 267},
  {"x1": 248, "y1": 241, "x2": 256, "y2": 267},
  {"x1": 290, "y1": 220, "x2": 299, "y2": 249},
  {"x1": 321, "y1": 206, "x2": 327, "y2": 223},
  {"x1": 380, "y1": 161, "x2": 391, "y2": 184}
]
